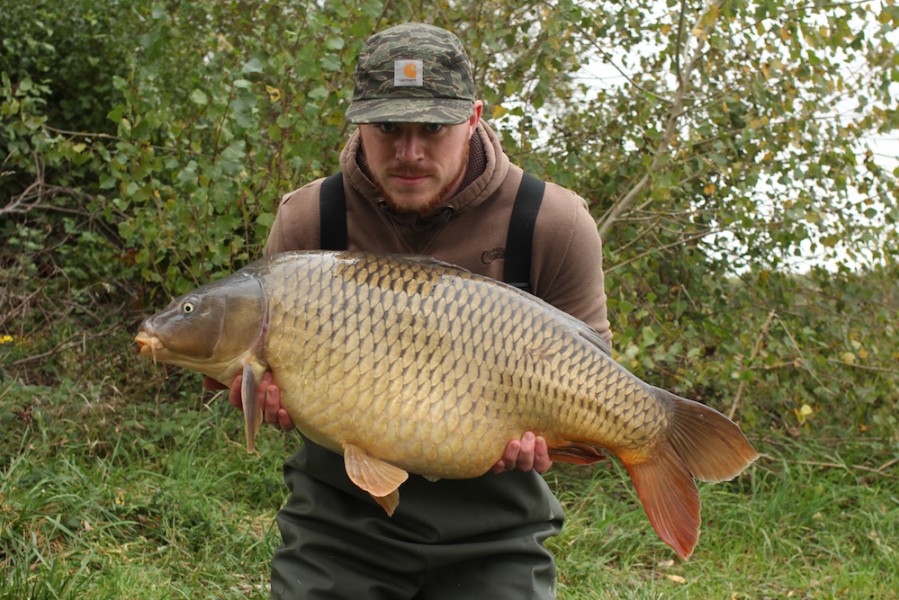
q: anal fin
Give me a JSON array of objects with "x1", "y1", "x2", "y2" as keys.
[
  {"x1": 343, "y1": 443, "x2": 409, "y2": 516},
  {"x1": 548, "y1": 441, "x2": 607, "y2": 465},
  {"x1": 372, "y1": 490, "x2": 401, "y2": 516}
]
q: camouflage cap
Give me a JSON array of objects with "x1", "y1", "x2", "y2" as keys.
[{"x1": 346, "y1": 23, "x2": 476, "y2": 125}]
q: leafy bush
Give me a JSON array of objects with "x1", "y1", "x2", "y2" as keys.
[
  {"x1": 1, "y1": 0, "x2": 897, "y2": 438},
  {"x1": 1, "y1": 3, "x2": 897, "y2": 596}
]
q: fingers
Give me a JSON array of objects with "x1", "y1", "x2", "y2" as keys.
[
  {"x1": 276, "y1": 408, "x2": 295, "y2": 431},
  {"x1": 491, "y1": 433, "x2": 553, "y2": 474},
  {"x1": 491, "y1": 439, "x2": 520, "y2": 474},
  {"x1": 235, "y1": 372, "x2": 294, "y2": 431},
  {"x1": 517, "y1": 432, "x2": 537, "y2": 472},
  {"x1": 262, "y1": 376, "x2": 293, "y2": 430},
  {"x1": 261, "y1": 374, "x2": 279, "y2": 425},
  {"x1": 228, "y1": 374, "x2": 243, "y2": 410},
  {"x1": 533, "y1": 435, "x2": 551, "y2": 474}
]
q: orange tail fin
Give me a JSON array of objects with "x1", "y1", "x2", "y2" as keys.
[{"x1": 623, "y1": 389, "x2": 758, "y2": 559}]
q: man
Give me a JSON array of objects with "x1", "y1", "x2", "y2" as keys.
[{"x1": 223, "y1": 22, "x2": 611, "y2": 599}]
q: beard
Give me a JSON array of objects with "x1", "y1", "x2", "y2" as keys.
[{"x1": 376, "y1": 142, "x2": 470, "y2": 215}]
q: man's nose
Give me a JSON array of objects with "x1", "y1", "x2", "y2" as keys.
[{"x1": 395, "y1": 130, "x2": 424, "y2": 161}]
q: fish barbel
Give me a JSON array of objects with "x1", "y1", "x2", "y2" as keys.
[{"x1": 135, "y1": 250, "x2": 757, "y2": 559}]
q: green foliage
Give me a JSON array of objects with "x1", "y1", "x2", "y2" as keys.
[
  {"x1": 554, "y1": 1, "x2": 899, "y2": 270},
  {"x1": 0, "y1": 0, "x2": 129, "y2": 134},
  {"x1": 521, "y1": 0, "x2": 899, "y2": 437},
  {"x1": 604, "y1": 257, "x2": 899, "y2": 437},
  {"x1": 0, "y1": 377, "x2": 287, "y2": 599},
  {"x1": 1, "y1": 0, "x2": 895, "y2": 438},
  {"x1": 1, "y1": 1, "x2": 898, "y2": 594}
]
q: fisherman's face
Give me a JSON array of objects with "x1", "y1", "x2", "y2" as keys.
[{"x1": 359, "y1": 101, "x2": 483, "y2": 214}]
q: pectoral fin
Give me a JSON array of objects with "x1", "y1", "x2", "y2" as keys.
[
  {"x1": 343, "y1": 443, "x2": 408, "y2": 516},
  {"x1": 241, "y1": 362, "x2": 264, "y2": 453}
]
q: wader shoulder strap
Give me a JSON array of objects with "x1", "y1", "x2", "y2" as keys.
[
  {"x1": 319, "y1": 172, "x2": 347, "y2": 251},
  {"x1": 319, "y1": 170, "x2": 546, "y2": 293},
  {"x1": 503, "y1": 172, "x2": 546, "y2": 293}
]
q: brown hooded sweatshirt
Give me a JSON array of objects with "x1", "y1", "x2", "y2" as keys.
[{"x1": 266, "y1": 121, "x2": 611, "y2": 343}]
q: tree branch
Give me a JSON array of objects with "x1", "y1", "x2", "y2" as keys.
[
  {"x1": 729, "y1": 309, "x2": 777, "y2": 420},
  {"x1": 597, "y1": 0, "x2": 726, "y2": 240}
]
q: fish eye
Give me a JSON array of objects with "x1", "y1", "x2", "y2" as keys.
[{"x1": 182, "y1": 301, "x2": 195, "y2": 314}]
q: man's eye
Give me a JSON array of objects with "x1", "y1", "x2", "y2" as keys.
[
  {"x1": 423, "y1": 123, "x2": 443, "y2": 133},
  {"x1": 377, "y1": 123, "x2": 398, "y2": 133}
]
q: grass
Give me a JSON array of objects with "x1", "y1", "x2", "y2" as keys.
[
  {"x1": 1, "y1": 370, "x2": 897, "y2": 599},
  {"x1": 548, "y1": 435, "x2": 899, "y2": 599}
]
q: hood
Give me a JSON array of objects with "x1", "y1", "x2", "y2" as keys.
[{"x1": 339, "y1": 120, "x2": 511, "y2": 219}]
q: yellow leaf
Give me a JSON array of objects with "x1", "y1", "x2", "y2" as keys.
[
  {"x1": 795, "y1": 403, "x2": 814, "y2": 424},
  {"x1": 492, "y1": 104, "x2": 508, "y2": 120},
  {"x1": 266, "y1": 85, "x2": 281, "y2": 102},
  {"x1": 840, "y1": 352, "x2": 856, "y2": 364}
]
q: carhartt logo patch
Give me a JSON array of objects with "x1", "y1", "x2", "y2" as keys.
[{"x1": 394, "y1": 60, "x2": 423, "y2": 87}]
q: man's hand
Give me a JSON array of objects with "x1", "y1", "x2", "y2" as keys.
[
  {"x1": 203, "y1": 373, "x2": 294, "y2": 431},
  {"x1": 491, "y1": 432, "x2": 552, "y2": 474}
]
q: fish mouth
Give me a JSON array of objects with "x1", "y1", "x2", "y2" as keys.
[{"x1": 135, "y1": 330, "x2": 164, "y2": 363}]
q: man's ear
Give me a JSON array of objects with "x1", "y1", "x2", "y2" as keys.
[{"x1": 468, "y1": 100, "x2": 483, "y2": 131}]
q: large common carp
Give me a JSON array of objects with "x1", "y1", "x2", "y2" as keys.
[{"x1": 135, "y1": 250, "x2": 757, "y2": 559}]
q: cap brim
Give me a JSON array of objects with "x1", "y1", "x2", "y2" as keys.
[{"x1": 346, "y1": 98, "x2": 474, "y2": 125}]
